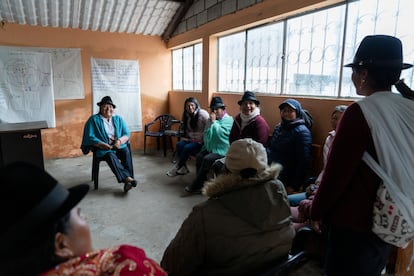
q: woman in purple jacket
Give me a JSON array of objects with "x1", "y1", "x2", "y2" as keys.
[
  {"x1": 311, "y1": 35, "x2": 414, "y2": 275},
  {"x1": 229, "y1": 91, "x2": 270, "y2": 145},
  {"x1": 212, "y1": 91, "x2": 270, "y2": 176}
]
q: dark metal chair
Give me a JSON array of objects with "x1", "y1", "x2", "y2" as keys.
[
  {"x1": 91, "y1": 142, "x2": 133, "y2": 190},
  {"x1": 144, "y1": 114, "x2": 181, "y2": 157}
]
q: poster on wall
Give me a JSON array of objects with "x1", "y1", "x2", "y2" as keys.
[
  {"x1": 0, "y1": 46, "x2": 84, "y2": 100},
  {"x1": 0, "y1": 48, "x2": 55, "y2": 127},
  {"x1": 91, "y1": 58, "x2": 142, "y2": 132}
]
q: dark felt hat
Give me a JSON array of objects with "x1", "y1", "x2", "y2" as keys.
[
  {"x1": 97, "y1": 96, "x2": 116, "y2": 108},
  {"x1": 238, "y1": 91, "x2": 260, "y2": 105},
  {"x1": 0, "y1": 161, "x2": 89, "y2": 255},
  {"x1": 210, "y1": 96, "x2": 226, "y2": 109},
  {"x1": 344, "y1": 35, "x2": 412, "y2": 70}
]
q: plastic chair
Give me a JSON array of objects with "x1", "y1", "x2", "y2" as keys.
[
  {"x1": 144, "y1": 114, "x2": 181, "y2": 157},
  {"x1": 91, "y1": 142, "x2": 133, "y2": 190}
]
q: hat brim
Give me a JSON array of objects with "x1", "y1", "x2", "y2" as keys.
[
  {"x1": 238, "y1": 99, "x2": 260, "y2": 105},
  {"x1": 97, "y1": 102, "x2": 116, "y2": 108},
  {"x1": 56, "y1": 184, "x2": 89, "y2": 219},
  {"x1": 278, "y1": 102, "x2": 296, "y2": 110},
  {"x1": 211, "y1": 105, "x2": 225, "y2": 109},
  {"x1": 344, "y1": 62, "x2": 413, "y2": 70}
]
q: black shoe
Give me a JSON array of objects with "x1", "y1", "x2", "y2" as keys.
[
  {"x1": 184, "y1": 185, "x2": 202, "y2": 194},
  {"x1": 131, "y1": 179, "x2": 137, "y2": 187},
  {"x1": 123, "y1": 182, "x2": 132, "y2": 193}
]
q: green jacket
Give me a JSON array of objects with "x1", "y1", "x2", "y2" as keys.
[
  {"x1": 201, "y1": 114, "x2": 233, "y2": 156},
  {"x1": 161, "y1": 164, "x2": 295, "y2": 276}
]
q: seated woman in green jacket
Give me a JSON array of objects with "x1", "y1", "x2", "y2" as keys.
[
  {"x1": 184, "y1": 96, "x2": 234, "y2": 194},
  {"x1": 161, "y1": 138, "x2": 295, "y2": 276}
]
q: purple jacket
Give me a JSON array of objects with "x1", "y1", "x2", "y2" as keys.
[{"x1": 229, "y1": 114, "x2": 269, "y2": 145}]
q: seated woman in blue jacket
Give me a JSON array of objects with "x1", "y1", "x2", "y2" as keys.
[
  {"x1": 267, "y1": 98, "x2": 312, "y2": 194},
  {"x1": 81, "y1": 96, "x2": 136, "y2": 193}
]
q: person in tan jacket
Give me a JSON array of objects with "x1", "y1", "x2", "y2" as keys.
[{"x1": 161, "y1": 138, "x2": 295, "y2": 276}]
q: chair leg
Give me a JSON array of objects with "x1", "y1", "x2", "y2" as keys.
[
  {"x1": 162, "y1": 136, "x2": 167, "y2": 157},
  {"x1": 144, "y1": 136, "x2": 147, "y2": 154},
  {"x1": 93, "y1": 161, "x2": 100, "y2": 190}
]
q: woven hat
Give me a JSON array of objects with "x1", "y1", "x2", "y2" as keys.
[
  {"x1": 210, "y1": 96, "x2": 226, "y2": 109},
  {"x1": 225, "y1": 138, "x2": 267, "y2": 174},
  {"x1": 0, "y1": 161, "x2": 89, "y2": 256},
  {"x1": 344, "y1": 35, "x2": 412, "y2": 69},
  {"x1": 238, "y1": 91, "x2": 260, "y2": 105},
  {"x1": 97, "y1": 96, "x2": 116, "y2": 108}
]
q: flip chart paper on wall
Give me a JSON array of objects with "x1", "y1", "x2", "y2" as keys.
[
  {"x1": 0, "y1": 48, "x2": 55, "y2": 127},
  {"x1": 91, "y1": 58, "x2": 142, "y2": 132},
  {"x1": 0, "y1": 46, "x2": 84, "y2": 100}
]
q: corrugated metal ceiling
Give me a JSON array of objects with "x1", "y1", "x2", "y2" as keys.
[{"x1": 0, "y1": 0, "x2": 189, "y2": 41}]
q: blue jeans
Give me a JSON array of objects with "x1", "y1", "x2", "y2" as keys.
[
  {"x1": 288, "y1": 192, "x2": 306, "y2": 206},
  {"x1": 176, "y1": 140, "x2": 202, "y2": 168},
  {"x1": 103, "y1": 146, "x2": 134, "y2": 183}
]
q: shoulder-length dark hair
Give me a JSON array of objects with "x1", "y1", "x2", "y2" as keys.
[{"x1": 182, "y1": 97, "x2": 201, "y2": 134}]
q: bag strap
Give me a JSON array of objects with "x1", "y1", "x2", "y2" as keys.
[{"x1": 362, "y1": 152, "x2": 394, "y2": 187}]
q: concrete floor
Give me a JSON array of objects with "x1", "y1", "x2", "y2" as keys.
[{"x1": 45, "y1": 148, "x2": 325, "y2": 275}]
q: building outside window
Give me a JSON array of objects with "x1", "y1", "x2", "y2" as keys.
[
  {"x1": 215, "y1": 0, "x2": 414, "y2": 98},
  {"x1": 172, "y1": 43, "x2": 202, "y2": 91}
]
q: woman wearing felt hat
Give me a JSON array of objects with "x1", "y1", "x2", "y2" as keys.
[
  {"x1": 310, "y1": 35, "x2": 414, "y2": 275},
  {"x1": 212, "y1": 91, "x2": 270, "y2": 176},
  {"x1": 81, "y1": 96, "x2": 137, "y2": 193},
  {"x1": 0, "y1": 161, "x2": 166, "y2": 276}
]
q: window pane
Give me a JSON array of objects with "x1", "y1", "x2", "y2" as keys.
[
  {"x1": 183, "y1": 46, "x2": 194, "y2": 90},
  {"x1": 246, "y1": 23, "x2": 284, "y2": 94},
  {"x1": 172, "y1": 49, "x2": 183, "y2": 90},
  {"x1": 284, "y1": 6, "x2": 345, "y2": 96},
  {"x1": 218, "y1": 32, "x2": 246, "y2": 92},
  {"x1": 194, "y1": 43, "x2": 202, "y2": 91},
  {"x1": 342, "y1": 0, "x2": 414, "y2": 97}
]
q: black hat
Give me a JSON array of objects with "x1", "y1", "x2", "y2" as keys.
[
  {"x1": 344, "y1": 35, "x2": 412, "y2": 70},
  {"x1": 238, "y1": 91, "x2": 260, "y2": 105},
  {"x1": 0, "y1": 161, "x2": 89, "y2": 255},
  {"x1": 210, "y1": 96, "x2": 226, "y2": 109},
  {"x1": 97, "y1": 96, "x2": 116, "y2": 108}
]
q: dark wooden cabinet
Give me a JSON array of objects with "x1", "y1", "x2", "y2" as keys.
[{"x1": 0, "y1": 121, "x2": 47, "y2": 169}]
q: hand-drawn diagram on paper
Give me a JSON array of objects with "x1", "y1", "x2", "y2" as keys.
[
  {"x1": 0, "y1": 46, "x2": 84, "y2": 100},
  {"x1": 0, "y1": 49, "x2": 55, "y2": 127}
]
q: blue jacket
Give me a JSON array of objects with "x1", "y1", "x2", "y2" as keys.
[
  {"x1": 267, "y1": 119, "x2": 312, "y2": 190},
  {"x1": 81, "y1": 113, "x2": 130, "y2": 158}
]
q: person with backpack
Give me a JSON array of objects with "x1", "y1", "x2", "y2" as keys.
[
  {"x1": 267, "y1": 98, "x2": 312, "y2": 194},
  {"x1": 310, "y1": 35, "x2": 414, "y2": 275}
]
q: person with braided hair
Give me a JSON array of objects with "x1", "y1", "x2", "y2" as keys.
[{"x1": 311, "y1": 35, "x2": 414, "y2": 275}]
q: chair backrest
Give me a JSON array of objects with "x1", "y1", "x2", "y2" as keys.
[{"x1": 154, "y1": 114, "x2": 176, "y2": 133}]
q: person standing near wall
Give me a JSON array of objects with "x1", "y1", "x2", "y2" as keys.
[
  {"x1": 311, "y1": 35, "x2": 414, "y2": 275},
  {"x1": 166, "y1": 97, "x2": 209, "y2": 177},
  {"x1": 81, "y1": 96, "x2": 136, "y2": 193}
]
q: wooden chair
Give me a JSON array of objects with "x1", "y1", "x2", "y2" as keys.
[
  {"x1": 91, "y1": 142, "x2": 133, "y2": 190},
  {"x1": 144, "y1": 114, "x2": 181, "y2": 157}
]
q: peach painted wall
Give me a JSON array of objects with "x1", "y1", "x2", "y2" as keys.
[
  {"x1": 0, "y1": 23, "x2": 171, "y2": 159},
  {"x1": 168, "y1": 91, "x2": 353, "y2": 147}
]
